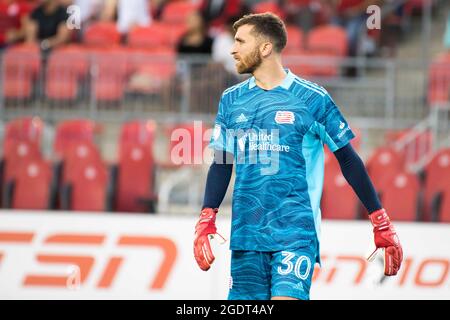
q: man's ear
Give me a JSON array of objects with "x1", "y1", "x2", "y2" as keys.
[{"x1": 260, "y1": 41, "x2": 273, "y2": 58}]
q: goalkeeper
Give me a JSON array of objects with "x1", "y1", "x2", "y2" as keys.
[{"x1": 194, "y1": 13, "x2": 403, "y2": 300}]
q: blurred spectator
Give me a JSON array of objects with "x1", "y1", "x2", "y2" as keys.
[
  {"x1": 212, "y1": 15, "x2": 241, "y2": 90},
  {"x1": 177, "y1": 11, "x2": 213, "y2": 55},
  {"x1": 73, "y1": 0, "x2": 108, "y2": 28},
  {"x1": 281, "y1": 0, "x2": 321, "y2": 33},
  {"x1": 379, "y1": 1, "x2": 406, "y2": 57},
  {"x1": 242, "y1": 0, "x2": 263, "y2": 8},
  {"x1": 0, "y1": 0, "x2": 35, "y2": 48},
  {"x1": 327, "y1": 0, "x2": 382, "y2": 57},
  {"x1": 102, "y1": 0, "x2": 152, "y2": 34},
  {"x1": 24, "y1": 0, "x2": 71, "y2": 51},
  {"x1": 177, "y1": 11, "x2": 215, "y2": 113},
  {"x1": 212, "y1": 16, "x2": 237, "y2": 75},
  {"x1": 249, "y1": 0, "x2": 286, "y2": 19},
  {"x1": 150, "y1": 0, "x2": 168, "y2": 20},
  {"x1": 199, "y1": 0, "x2": 244, "y2": 35}
]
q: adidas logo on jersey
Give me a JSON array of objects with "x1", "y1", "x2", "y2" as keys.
[{"x1": 236, "y1": 113, "x2": 248, "y2": 123}]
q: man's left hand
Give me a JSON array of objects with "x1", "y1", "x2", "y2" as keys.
[{"x1": 367, "y1": 209, "x2": 403, "y2": 276}]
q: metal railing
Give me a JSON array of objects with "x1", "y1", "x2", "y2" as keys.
[
  {"x1": 393, "y1": 105, "x2": 450, "y2": 172},
  {"x1": 0, "y1": 50, "x2": 430, "y2": 127}
]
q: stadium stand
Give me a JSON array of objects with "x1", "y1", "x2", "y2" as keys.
[{"x1": 0, "y1": 0, "x2": 448, "y2": 223}]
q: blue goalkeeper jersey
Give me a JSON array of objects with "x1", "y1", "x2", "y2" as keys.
[{"x1": 210, "y1": 69, "x2": 354, "y2": 254}]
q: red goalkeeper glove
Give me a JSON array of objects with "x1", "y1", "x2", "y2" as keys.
[
  {"x1": 194, "y1": 208, "x2": 225, "y2": 271},
  {"x1": 367, "y1": 209, "x2": 403, "y2": 276}
]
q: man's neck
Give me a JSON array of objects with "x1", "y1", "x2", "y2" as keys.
[
  {"x1": 44, "y1": 2, "x2": 58, "y2": 14},
  {"x1": 252, "y1": 61, "x2": 287, "y2": 91}
]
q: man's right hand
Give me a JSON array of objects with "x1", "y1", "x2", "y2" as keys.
[{"x1": 194, "y1": 208, "x2": 219, "y2": 271}]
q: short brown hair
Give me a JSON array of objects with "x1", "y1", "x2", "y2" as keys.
[{"x1": 233, "y1": 13, "x2": 287, "y2": 53}]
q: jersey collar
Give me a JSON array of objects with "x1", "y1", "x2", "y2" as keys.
[{"x1": 248, "y1": 68, "x2": 295, "y2": 90}]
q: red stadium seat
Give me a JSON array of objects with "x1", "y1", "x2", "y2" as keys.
[
  {"x1": 3, "y1": 117, "x2": 43, "y2": 155},
  {"x1": 378, "y1": 171, "x2": 420, "y2": 221},
  {"x1": 2, "y1": 141, "x2": 43, "y2": 209},
  {"x1": 282, "y1": 49, "x2": 341, "y2": 78},
  {"x1": 128, "y1": 24, "x2": 167, "y2": 49},
  {"x1": 116, "y1": 143, "x2": 157, "y2": 213},
  {"x1": 128, "y1": 23, "x2": 186, "y2": 49},
  {"x1": 60, "y1": 142, "x2": 103, "y2": 182},
  {"x1": 366, "y1": 146, "x2": 405, "y2": 191},
  {"x1": 307, "y1": 25, "x2": 348, "y2": 56},
  {"x1": 285, "y1": 25, "x2": 304, "y2": 51},
  {"x1": 53, "y1": 119, "x2": 99, "y2": 158},
  {"x1": 8, "y1": 158, "x2": 53, "y2": 210},
  {"x1": 127, "y1": 48, "x2": 176, "y2": 94},
  {"x1": 438, "y1": 190, "x2": 450, "y2": 223},
  {"x1": 64, "y1": 159, "x2": 110, "y2": 212},
  {"x1": 3, "y1": 44, "x2": 41, "y2": 99},
  {"x1": 322, "y1": 155, "x2": 359, "y2": 219},
  {"x1": 119, "y1": 120, "x2": 156, "y2": 145},
  {"x1": 45, "y1": 45, "x2": 89, "y2": 100},
  {"x1": 161, "y1": 1, "x2": 199, "y2": 24},
  {"x1": 91, "y1": 48, "x2": 129, "y2": 102},
  {"x1": 55, "y1": 141, "x2": 104, "y2": 211},
  {"x1": 115, "y1": 120, "x2": 157, "y2": 213},
  {"x1": 3, "y1": 141, "x2": 42, "y2": 183},
  {"x1": 83, "y1": 22, "x2": 121, "y2": 48},
  {"x1": 423, "y1": 148, "x2": 450, "y2": 221}
]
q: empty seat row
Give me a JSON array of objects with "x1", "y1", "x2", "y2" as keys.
[
  {"x1": 2, "y1": 44, "x2": 177, "y2": 101},
  {"x1": 0, "y1": 117, "x2": 210, "y2": 213},
  {"x1": 322, "y1": 145, "x2": 450, "y2": 222}
]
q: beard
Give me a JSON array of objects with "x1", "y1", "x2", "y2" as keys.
[{"x1": 235, "y1": 48, "x2": 263, "y2": 74}]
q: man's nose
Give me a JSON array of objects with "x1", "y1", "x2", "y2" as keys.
[{"x1": 230, "y1": 44, "x2": 237, "y2": 56}]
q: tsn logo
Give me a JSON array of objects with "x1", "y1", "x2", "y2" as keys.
[
  {"x1": 0, "y1": 231, "x2": 177, "y2": 290},
  {"x1": 311, "y1": 254, "x2": 450, "y2": 288}
]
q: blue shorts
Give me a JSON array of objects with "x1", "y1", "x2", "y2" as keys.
[{"x1": 228, "y1": 241, "x2": 317, "y2": 300}]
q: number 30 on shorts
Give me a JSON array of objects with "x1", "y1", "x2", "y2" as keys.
[{"x1": 277, "y1": 251, "x2": 312, "y2": 280}]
